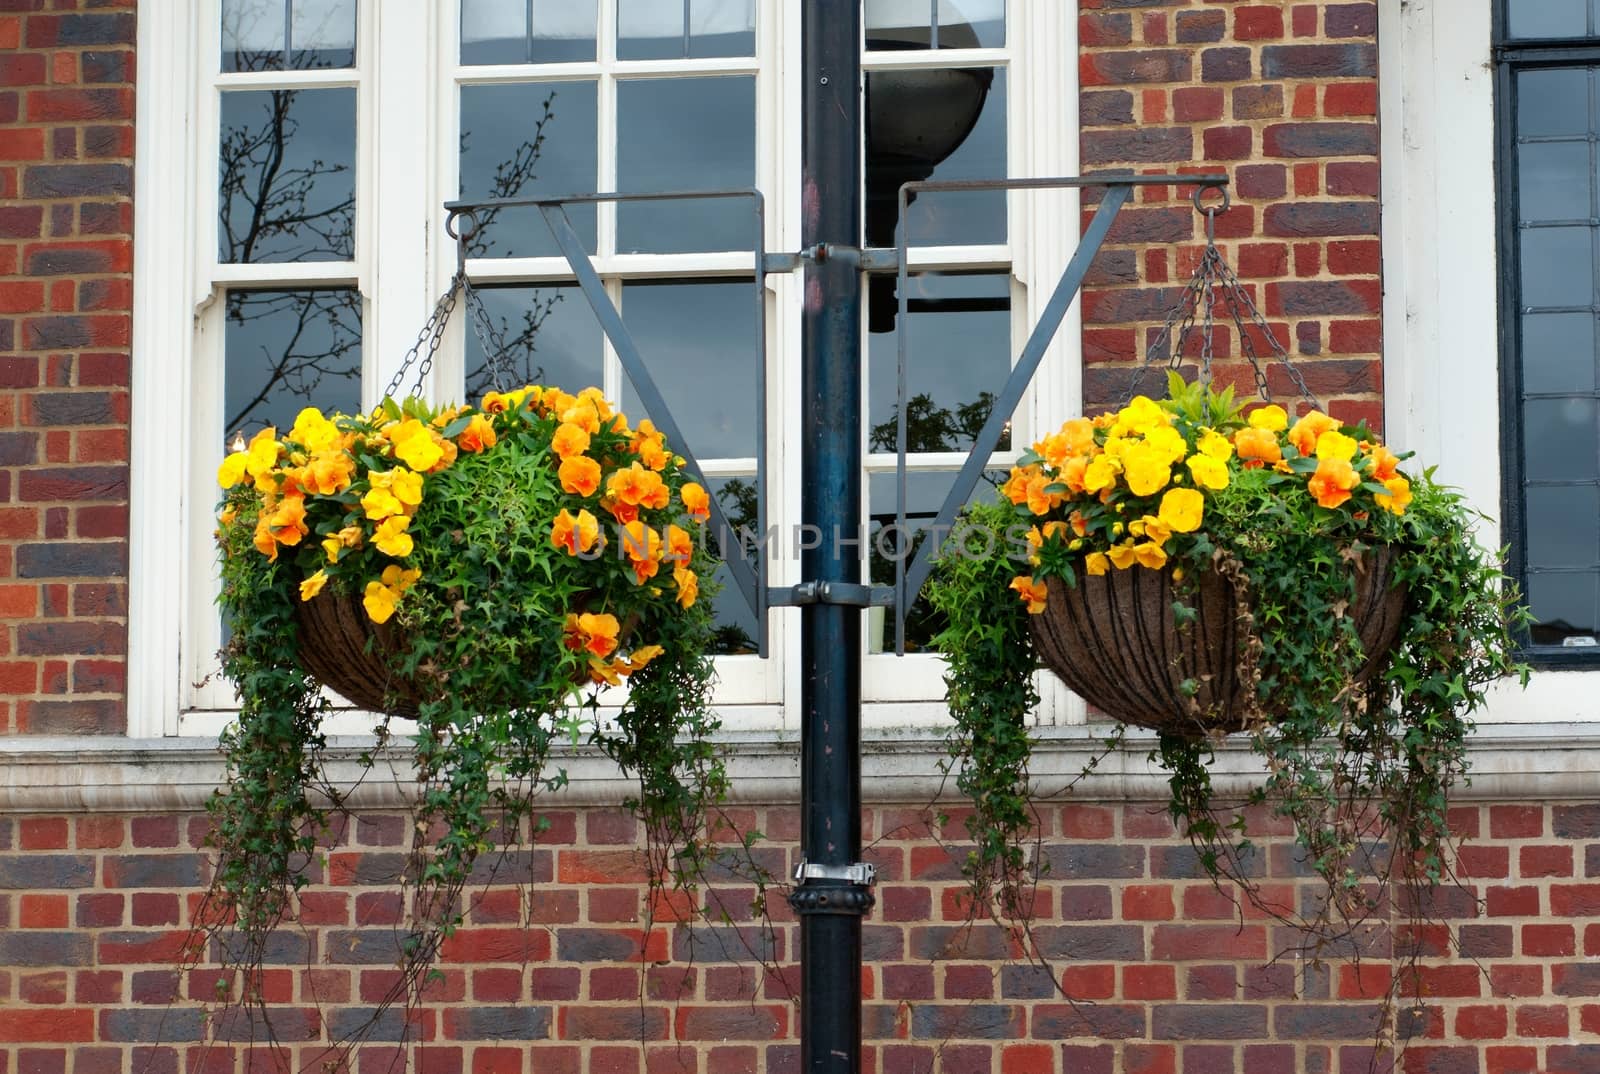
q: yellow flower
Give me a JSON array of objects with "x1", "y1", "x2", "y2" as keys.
[
  {"x1": 1083, "y1": 455, "x2": 1121, "y2": 494},
  {"x1": 299, "y1": 569, "x2": 328, "y2": 602},
  {"x1": 1288, "y1": 411, "x2": 1339, "y2": 458},
  {"x1": 245, "y1": 428, "x2": 281, "y2": 479},
  {"x1": 1133, "y1": 541, "x2": 1167, "y2": 570},
  {"x1": 1122, "y1": 442, "x2": 1172, "y2": 497},
  {"x1": 1157, "y1": 487, "x2": 1205, "y2": 533},
  {"x1": 1145, "y1": 424, "x2": 1189, "y2": 466},
  {"x1": 1248, "y1": 405, "x2": 1289, "y2": 432},
  {"x1": 1186, "y1": 453, "x2": 1230, "y2": 491},
  {"x1": 1112, "y1": 396, "x2": 1168, "y2": 437},
  {"x1": 321, "y1": 535, "x2": 343, "y2": 564},
  {"x1": 289, "y1": 407, "x2": 339, "y2": 453},
  {"x1": 552, "y1": 422, "x2": 591, "y2": 460},
  {"x1": 373, "y1": 515, "x2": 413, "y2": 558},
  {"x1": 1197, "y1": 428, "x2": 1234, "y2": 462},
  {"x1": 1009, "y1": 575, "x2": 1049, "y2": 614},
  {"x1": 1140, "y1": 515, "x2": 1172, "y2": 546},
  {"x1": 1085, "y1": 552, "x2": 1109, "y2": 577},
  {"x1": 363, "y1": 581, "x2": 400, "y2": 624},
  {"x1": 551, "y1": 508, "x2": 601, "y2": 556},
  {"x1": 390, "y1": 419, "x2": 445, "y2": 472},
  {"x1": 1315, "y1": 430, "x2": 1359, "y2": 463},
  {"x1": 674, "y1": 565, "x2": 699, "y2": 608},
  {"x1": 381, "y1": 564, "x2": 421, "y2": 590},
  {"x1": 558, "y1": 455, "x2": 603, "y2": 497},
  {"x1": 218, "y1": 451, "x2": 248, "y2": 489},
  {"x1": 1375, "y1": 475, "x2": 1412, "y2": 515},
  {"x1": 1107, "y1": 542, "x2": 1138, "y2": 570},
  {"x1": 361, "y1": 485, "x2": 404, "y2": 521}
]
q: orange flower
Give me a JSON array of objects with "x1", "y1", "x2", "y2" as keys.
[
  {"x1": 302, "y1": 450, "x2": 356, "y2": 495},
  {"x1": 1287, "y1": 411, "x2": 1340, "y2": 458},
  {"x1": 1234, "y1": 426, "x2": 1283, "y2": 469},
  {"x1": 1024, "y1": 471, "x2": 1064, "y2": 516},
  {"x1": 457, "y1": 414, "x2": 498, "y2": 453},
  {"x1": 1368, "y1": 443, "x2": 1401, "y2": 482},
  {"x1": 1009, "y1": 575, "x2": 1049, "y2": 614},
  {"x1": 559, "y1": 455, "x2": 602, "y2": 497},
  {"x1": 564, "y1": 611, "x2": 620, "y2": 658},
  {"x1": 264, "y1": 494, "x2": 308, "y2": 548},
  {"x1": 681, "y1": 482, "x2": 711, "y2": 522},
  {"x1": 619, "y1": 521, "x2": 663, "y2": 583},
  {"x1": 665, "y1": 523, "x2": 694, "y2": 565},
  {"x1": 607, "y1": 462, "x2": 670, "y2": 510},
  {"x1": 1375, "y1": 475, "x2": 1412, "y2": 515},
  {"x1": 551, "y1": 422, "x2": 591, "y2": 460},
  {"x1": 551, "y1": 508, "x2": 601, "y2": 555},
  {"x1": 1002, "y1": 465, "x2": 1041, "y2": 506},
  {"x1": 1059, "y1": 454, "x2": 1090, "y2": 494},
  {"x1": 674, "y1": 565, "x2": 699, "y2": 608},
  {"x1": 1307, "y1": 457, "x2": 1360, "y2": 509}
]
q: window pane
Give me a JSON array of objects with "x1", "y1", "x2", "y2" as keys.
[
  {"x1": 1523, "y1": 397, "x2": 1599, "y2": 482},
  {"x1": 866, "y1": 0, "x2": 933, "y2": 49},
  {"x1": 865, "y1": 67, "x2": 1005, "y2": 247},
  {"x1": 938, "y1": 0, "x2": 1004, "y2": 48},
  {"x1": 462, "y1": 285, "x2": 603, "y2": 404},
  {"x1": 459, "y1": 81, "x2": 598, "y2": 258},
  {"x1": 1521, "y1": 313, "x2": 1597, "y2": 395},
  {"x1": 707, "y1": 476, "x2": 760, "y2": 655},
  {"x1": 688, "y1": 0, "x2": 755, "y2": 58},
  {"x1": 867, "y1": 272, "x2": 1012, "y2": 452},
  {"x1": 1506, "y1": 0, "x2": 1588, "y2": 39},
  {"x1": 222, "y1": 0, "x2": 285, "y2": 70},
  {"x1": 618, "y1": 0, "x2": 685, "y2": 60},
  {"x1": 461, "y1": 0, "x2": 598, "y2": 64},
  {"x1": 616, "y1": 77, "x2": 755, "y2": 253},
  {"x1": 1518, "y1": 141, "x2": 1592, "y2": 223},
  {"x1": 1527, "y1": 486, "x2": 1600, "y2": 568},
  {"x1": 1516, "y1": 69, "x2": 1590, "y2": 138},
  {"x1": 1519, "y1": 226, "x2": 1594, "y2": 309},
  {"x1": 290, "y1": 0, "x2": 356, "y2": 67},
  {"x1": 618, "y1": 280, "x2": 758, "y2": 460},
  {"x1": 223, "y1": 289, "x2": 362, "y2": 441},
  {"x1": 219, "y1": 88, "x2": 356, "y2": 263},
  {"x1": 1526, "y1": 571, "x2": 1599, "y2": 645}
]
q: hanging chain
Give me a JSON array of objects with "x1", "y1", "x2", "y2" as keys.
[
  {"x1": 1119, "y1": 186, "x2": 1322, "y2": 413},
  {"x1": 383, "y1": 268, "x2": 465, "y2": 401}
]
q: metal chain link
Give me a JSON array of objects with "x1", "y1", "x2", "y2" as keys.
[
  {"x1": 463, "y1": 277, "x2": 515, "y2": 392},
  {"x1": 384, "y1": 268, "x2": 466, "y2": 401},
  {"x1": 1119, "y1": 187, "x2": 1322, "y2": 413}
]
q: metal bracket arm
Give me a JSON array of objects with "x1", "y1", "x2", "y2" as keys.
[{"x1": 794, "y1": 860, "x2": 878, "y2": 886}]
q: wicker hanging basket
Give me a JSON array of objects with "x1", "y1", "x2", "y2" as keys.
[
  {"x1": 1028, "y1": 547, "x2": 1407, "y2": 737},
  {"x1": 295, "y1": 591, "x2": 429, "y2": 717}
]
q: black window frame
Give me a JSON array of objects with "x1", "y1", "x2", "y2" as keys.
[{"x1": 1493, "y1": 1, "x2": 1600, "y2": 667}]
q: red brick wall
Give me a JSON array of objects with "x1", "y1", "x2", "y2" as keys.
[
  {"x1": 1079, "y1": 0, "x2": 1383, "y2": 432},
  {"x1": 0, "y1": 801, "x2": 1597, "y2": 1072},
  {"x1": 0, "y1": 0, "x2": 135, "y2": 737}
]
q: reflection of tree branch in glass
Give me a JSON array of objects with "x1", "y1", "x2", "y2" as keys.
[{"x1": 869, "y1": 390, "x2": 1000, "y2": 454}]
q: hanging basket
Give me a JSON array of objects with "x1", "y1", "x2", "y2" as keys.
[
  {"x1": 1028, "y1": 547, "x2": 1408, "y2": 737},
  {"x1": 295, "y1": 590, "x2": 429, "y2": 717}
]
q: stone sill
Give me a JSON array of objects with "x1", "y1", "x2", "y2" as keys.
[{"x1": 2, "y1": 723, "x2": 1596, "y2": 813}]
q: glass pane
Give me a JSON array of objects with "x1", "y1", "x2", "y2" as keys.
[
  {"x1": 1507, "y1": 0, "x2": 1587, "y2": 39},
  {"x1": 1517, "y1": 69, "x2": 1590, "y2": 139},
  {"x1": 219, "y1": 88, "x2": 356, "y2": 263},
  {"x1": 1521, "y1": 313, "x2": 1597, "y2": 394},
  {"x1": 866, "y1": 67, "x2": 1005, "y2": 247},
  {"x1": 1519, "y1": 226, "x2": 1594, "y2": 309},
  {"x1": 1526, "y1": 571, "x2": 1599, "y2": 645},
  {"x1": 938, "y1": 0, "x2": 1004, "y2": 48},
  {"x1": 867, "y1": 272, "x2": 1011, "y2": 452},
  {"x1": 689, "y1": 0, "x2": 755, "y2": 57},
  {"x1": 222, "y1": 0, "x2": 286, "y2": 70},
  {"x1": 618, "y1": 281, "x2": 758, "y2": 460},
  {"x1": 866, "y1": 0, "x2": 932, "y2": 49},
  {"x1": 618, "y1": 0, "x2": 686, "y2": 60},
  {"x1": 531, "y1": 0, "x2": 598, "y2": 62},
  {"x1": 224, "y1": 289, "x2": 362, "y2": 441},
  {"x1": 290, "y1": 0, "x2": 356, "y2": 67},
  {"x1": 1527, "y1": 486, "x2": 1600, "y2": 568},
  {"x1": 1523, "y1": 397, "x2": 1599, "y2": 482},
  {"x1": 1518, "y1": 141, "x2": 1592, "y2": 223},
  {"x1": 459, "y1": 81, "x2": 598, "y2": 258},
  {"x1": 462, "y1": 0, "x2": 598, "y2": 64},
  {"x1": 463, "y1": 285, "x2": 603, "y2": 405},
  {"x1": 708, "y1": 476, "x2": 760, "y2": 655},
  {"x1": 616, "y1": 77, "x2": 755, "y2": 253},
  {"x1": 867, "y1": 469, "x2": 1004, "y2": 652}
]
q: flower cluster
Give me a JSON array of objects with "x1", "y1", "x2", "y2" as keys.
[
  {"x1": 216, "y1": 384, "x2": 711, "y2": 686},
  {"x1": 1003, "y1": 376, "x2": 1414, "y2": 612}
]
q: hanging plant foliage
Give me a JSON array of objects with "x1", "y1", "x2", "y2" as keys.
[
  {"x1": 930, "y1": 372, "x2": 1528, "y2": 944},
  {"x1": 207, "y1": 383, "x2": 725, "y2": 1009}
]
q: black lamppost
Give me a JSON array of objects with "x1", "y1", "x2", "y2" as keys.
[{"x1": 791, "y1": 4, "x2": 990, "y2": 1071}]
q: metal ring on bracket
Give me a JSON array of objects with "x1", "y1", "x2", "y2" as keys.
[
  {"x1": 1191, "y1": 183, "x2": 1231, "y2": 216},
  {"x1": 445, "y1": 209, "x2": 481, "y2": 243}
]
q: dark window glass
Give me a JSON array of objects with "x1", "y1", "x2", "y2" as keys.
[
  {"x1": 865, "y1": 67, "x2": 1005, "y2": 247},
  {"x1": 618, "y1": 280, "x2": 759, "y2": 460},
  {"x1": 616, "y1": 76, "x2": 755, "y2": 253},
  {"x1": 222, "y1": 0, "x2": 356, "y2": 71},
  {"x1": 1505, "y1": 0, "x2": 1590, "y2": 39},
  {"x1": 218, "y1": 88, "x2": 356, "y2": 263},
  {"x1": 867, "y1": 272, "x2": 1012, "y2": 453},
  {"x1": 462, "y1": 285, "x2": 603, "y2": 404},
  {"x1": 459, "y1": 81, "x2": 599, "y2": 258},
  {"x1": 617, "y1": 0, "x2": 755, "y2": 60},
  {"x1": 707, "y1": 475, "x2": 760, "y2": 655},
  {"x1": 865, "y1": 0, "x2": 1005, "y2": 50},
  {"x1": 461, "y1": 0, "x2": 598, "y2": 64},
  {"x1": 223, "y1": 289, "x2": 362, "y2": 441}
]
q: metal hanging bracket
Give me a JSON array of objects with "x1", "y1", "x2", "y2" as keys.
[
  {"x1": 769, "y1": 581, "x2": 895, "y2": 608},
  {"x1": 794, "y1": 860, "x2": 878, "y2": 886}
]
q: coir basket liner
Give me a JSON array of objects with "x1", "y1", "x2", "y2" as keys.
[
  {"x1": 296, "y1": 591, "x2": 427, "y2": 717},
  {"x1": 1029, "y1": 547, "x2": 1407, "y2": 737}
]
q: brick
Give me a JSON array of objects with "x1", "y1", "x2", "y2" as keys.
[
  {"x1": 1273, "y1": 1004, "x2": 1383, "y2": 1040},
  {"x1": 25, "y1": 241, "x2": 131, "y2": 276},
  {"x1": 1125, "y1": 965, "x2": 1176, "y2": 1000},
  {"x1": 1152, "y1": 925, "x2": 1266, "y2": 961},
  {"x1": 1173, "y1": 87, "x2": 1223, "y2": 123},
  {"x1": 1235, "y1": 164, "x2": 1287, "y2": 200},
  {"x1": 910, "y1": 1004, "x2": 1020, "y2": 1040},
  {"x1": 1489, "y1": 965, "x2": 1542, "y2": 998},
  {"x1": 1083, "y1": 49, "x2": 1191, "y2": 87},
  {"x1": 1154, "y1": 1003, "x2": 1265, "y2": 1039},
  {"x1": 21, "y1": 163, "x2": 131, "y2": 198},
  {"x1": 1553, "y1": 804, "x2": 1600, "y2": 837},
  {"x1": 0, "y1": 930, "x2": 93, "y2": 966},
  {"x1": 1514, "y1": 1004, "x2": 1568, "y2": 1038},
  {"x1": 1080, "y1": 12, "x2": 1133, "y2": 48},
  {"x1": 1031, "y1": 924, "x2": 1143, "y2": 961},
  {"x1": 1401, "y1": 1047, "x2": 1477, "y2": 1074},
  {"x1": 1033, "y1": 1003, "x2": 1146, "y2": 1040},
  {"x1": 1458, "y1": 924, "x2": 1513, "y2": 958},
  {"x1": 22, "y1": 313, "x2": 129, "y2": 349},
  {"x1": 1043, "y1": 844, "x2": 1143, "y2": 878},
  {"x1": 1325, "y1": 82, "x2": 1378, "y2": 117},
  {"x1": 0, "y1": 205, "x2": 42, "y2": 238},
  {"x1": 0, "y1": 853, "x2": 95, "y2": 889},
  {"x1": 1551, "y1": 883, "x2": 1600, "y2": 915},
  {"x1": 1122, "y1": 884, "x2": 1174, "y2": 920},
  {"x1": 1233, "y1": 85, "x2": 1284, "y2": 120},
  {"x1": 442, "y1": 1006, "x2": 552, "y2": 1041},
  {"x1": 81, "y1": 51, "x2": 129, "y2": 84},
  {"x1": 1082, "y1": 128, "x2": 1193, "y2": 165},
  {"x1": 1521, "y1": 844, "x2": 1572, "y2": 877},
  {"x1": 1175, "y1": 10, "x2": 1225, "y2": 43},
  {"x1": 1202, "y1": 48, "x2": 1251, "y2": 82},
  {"x1": 1268, "y1": 279, "x2": 1382, "y2": 316},
  {"x1": 1554, "y1": 962, "x2": 1600, "y2": 996},
  {"x1": 17, "y1": 621, "x2": 126, "y2": 656},
  {"x1": 1524, "y1": 923, "x2": 1576, "y2": 956},
  {"x1": 1490, "y1": 805, "x2": 1544, "y2": 839},
  {"x1": 1326, "y1": 3, "x2": 1378, "y2": 37},
  {"x1": 0, "y1": 1010, "x2": 94, "y2": 1043},
  {"x1": 1204, "y1": 126, "x2": 1253, "y2": 160},
  {"x1": 1261, "y1": 44, "x2": 1377, "y2": 79},
  {"x1": 1550, "y1": 1047, "x2": 1600, "y2": 1074},
  {"x1": 1234, "y1": 6, "x2": 1285, "y2": 40},
  {"x1": 0, "y1": 53, "x2": 45, "y2": 86},
  {"x1": 560, "y1": 1006, "x2": 667, "y2": 1042},
  {"x1": 1454, "y1": 1004, "x2": 1508, "y2": 1040},
  {"x1": 1082, "y1": 89, "x2": 1134, "y2": 126}
]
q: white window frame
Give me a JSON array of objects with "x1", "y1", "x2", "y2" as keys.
[
  {"x1": 1379, "y1": 0, "x2": 1595, "y2": 722},
  {"x1": 129, "y1": 0, "x2": 1085, "y2": 738}
]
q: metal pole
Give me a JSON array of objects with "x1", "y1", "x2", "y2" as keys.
[{"x1": 790, "y1": 2, "x2": 869, "y2": 1073}]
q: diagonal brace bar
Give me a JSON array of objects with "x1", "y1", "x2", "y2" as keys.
[
  {"x1": 537, "y1": 203, "x2": 762, "y2": 625},
  {"x1": 896, "y1": 183, "x2": 1135, "y2": 646}
]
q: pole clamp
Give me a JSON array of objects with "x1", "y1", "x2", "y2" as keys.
[
  {"x1": 768, "y1": 582, "x2": 896, "y2": 608},
  {"x1": 793, "y1": 860, "x2": 878, "y2": 886}
]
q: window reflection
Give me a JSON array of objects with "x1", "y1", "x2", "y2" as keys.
[
  {"x1": 223, "y1": 289, "x2": 362, "y2": 440},
  {"x1": 707, "y1": 476, "x2": 760, "y2": 655},
  {"x1": 222, "y1": 0, "x2": 356, "y2": 71},
  {"x1": 1506, "y1": 0, "x2": 1590, "y2": 39},
  {"x1": 463, "y1": 285, "x2": 603, "y2": 404},
  {"x1": 218, "y1": 88, "x2": 356, "y2": 263},
  {"x1": 461, "y1": 0, "x2": 598, "y2": 64},
  {"x1": 865, "y1": 0, "x2": 1005, "y2": 50},
  {"x1": 618, "y1": 0, "x2": 755, "y2": 60}
]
